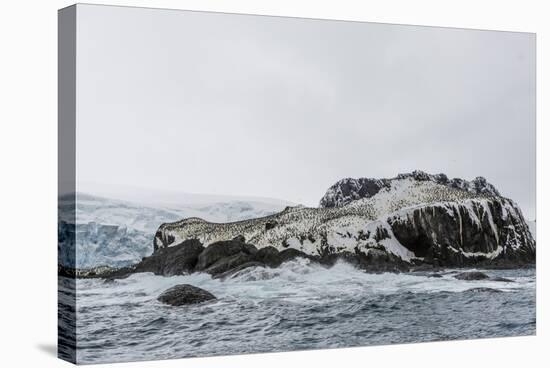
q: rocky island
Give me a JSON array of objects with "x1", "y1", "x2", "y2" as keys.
[{"x1": 71, "y1": 170, "x2": 535, "y2": 281}]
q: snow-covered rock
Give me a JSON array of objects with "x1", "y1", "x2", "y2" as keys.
[
  {"x1": 319, "y1": 170, "x2": 500, "y2": 208},
  {"x1": 154, "y1": 174, "x2": 534, "y2": 268}
]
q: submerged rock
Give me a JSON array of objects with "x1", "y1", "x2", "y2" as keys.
[
  {"x1": 466, "y1": 287, "x2": 503, "y2": 293},
  {"x1": 454, "y1": 271, "x2": 490, "y2": 280},
  {"x1": 157, "y1": 284, "x2": 216, "y2": 306},
  {"x1": 490, "y1": 276, "x2": 514, "y2": 282}
]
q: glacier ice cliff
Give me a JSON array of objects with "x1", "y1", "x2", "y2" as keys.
[{"x1": 58, "y1": 193, "x2": 289, "y2": 269}]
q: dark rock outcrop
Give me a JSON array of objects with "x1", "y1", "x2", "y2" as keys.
[
  {"x1": 279, "y1": 248, "x2": 310, "y2": 263},
  {"x1": 320, "y1": 170, "x2": 500, "y2": 208},
  {"x1": 454, "y1": 271, "x2": 490, "y2": 280},
  {"x1": 386, "y1": 198, "x2": 535, "y2": 267},
  {"x1": 134, "y1": 239, "x2": 204, "y2": 276},
  {"x1": 91, "y1": 237, "x2": 315, "y2": 280},
  {"x1": 204, "y1": 252, "x2": 254, "y2": 276},
  {"x1": 212, "y1": 261, "x2": 266, "y2": 280},
  {"x1": 157, "y1": 284, "x2": 216, "y2": 306},
  {"x1": 195, "y1": 239, "x2": 257, "y2": 271},
  {"x1": 320, "y1": 177, "x2": 392, "y2": 208},
  {"x1": 354, "y1": 250, "x2": 411, "y2": 273},
  {"x1": 203, "y1": 240, "x2": 316, "y2": 277},
  {"x1": 254, "y1": 246, "x2": 282, "y2": 267},
  {"x1": 61, "y1": 264, "x2": 134, "y2": 279}
]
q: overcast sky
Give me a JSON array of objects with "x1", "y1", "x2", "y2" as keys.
[{"x1": 75, "y1": 5, "x2": 536, "y2": 219}]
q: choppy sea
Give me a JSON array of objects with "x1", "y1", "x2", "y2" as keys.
[{"x1": 59, "y1": 259, "x2": 535, "y2": 364}]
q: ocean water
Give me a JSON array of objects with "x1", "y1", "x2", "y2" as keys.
[{"x1": 60, "y1": 259, "x2": 536, "y2": 364}]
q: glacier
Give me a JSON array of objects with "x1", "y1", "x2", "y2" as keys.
[{"x1": 58, "y1": 192, "x2": 290, "y2": 268}]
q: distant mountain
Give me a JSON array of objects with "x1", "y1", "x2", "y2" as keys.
[
  {"x1": 58, "y1": 192, "x2": 290, "y2": 268},
  {"x1": 154, "y1": 171, "x2": 535, "y2": 268}
]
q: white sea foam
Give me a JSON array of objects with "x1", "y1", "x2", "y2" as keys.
[{"x1": 77, "y1": 259, "x2": 534, "y2": 310}]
